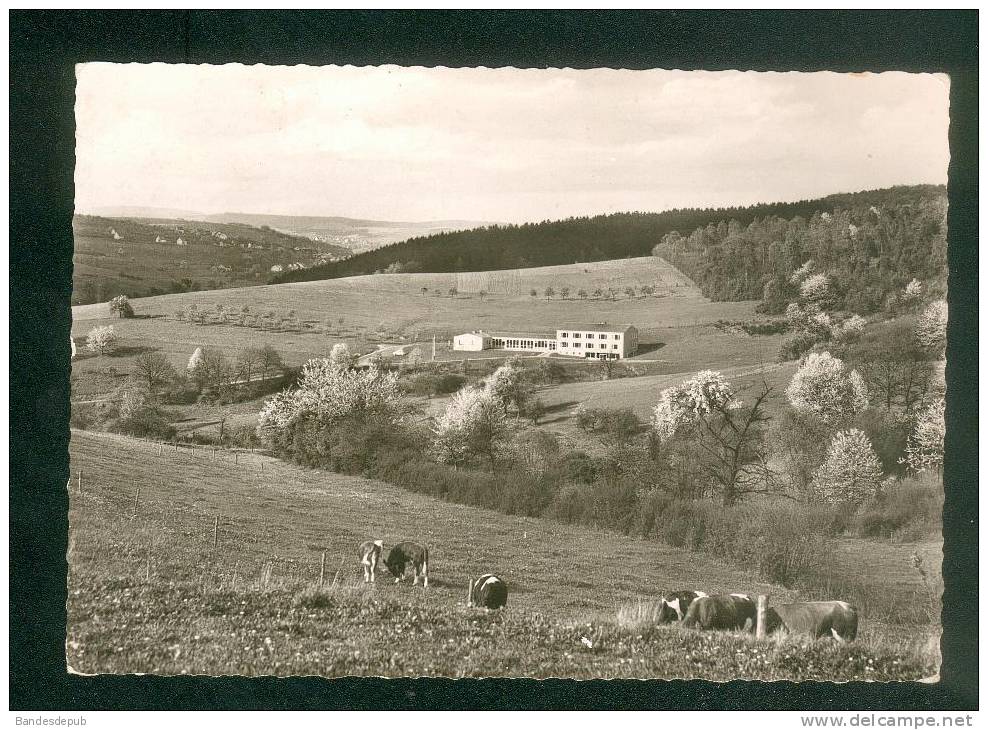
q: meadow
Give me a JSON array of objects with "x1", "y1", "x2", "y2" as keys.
[
  {"x1": 66, "y1": 430, "x2": 940, "y2": 679},
  {"x1": 70, "y1": 257, "x2": 775, "y2": 399}
]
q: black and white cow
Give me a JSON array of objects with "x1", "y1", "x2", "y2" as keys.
[
  {"x1": 763, "y1": 601, "x2": 859, "y2": 641},
  {"x1": 384, "y1": 541, "x2": 430, "y2": 588},
  {"x1": 468, "y1": 574, "x2": 508, "y2": 609},
  {"x1": 656, "y1": 590, "x2": 708, "y2": 623},
  {"x1": 681, "y1": 593, "x2": 757, "y2": 632},
  {"x1": 358, "y1": 539, "x2": 383, "y2": 583}
]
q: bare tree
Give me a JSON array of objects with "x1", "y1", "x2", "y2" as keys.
[
  {"x1": 682, "y1": 383, "x2": 781, "y2": 506},
  {"x1": 133, "y1": 351, "x2": 176, "y2": 394},
  {"x1": 236, "y1": 346, "x2": 264, "y2": 384},
  {"x1": 259, "y1": 344, "x2": 283, "y2": 381}
]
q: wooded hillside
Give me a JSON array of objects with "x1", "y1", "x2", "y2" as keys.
[
  {"x1": 273, "y1": 185, "x2": 946, "y2": 290},
  {"x1": 652, "y1": 185, "x2": 947, "y2": 313}
]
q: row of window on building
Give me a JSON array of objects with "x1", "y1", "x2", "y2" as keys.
[
  {"x1": 491, "y1": 338, "x2": 556, "y2": 350},
  {"x1": 559, "y1": 331, "x2": 621, "y2": 340},
  {"x1": 560, "y1": 341, "x2": 621, "y2": 350}
]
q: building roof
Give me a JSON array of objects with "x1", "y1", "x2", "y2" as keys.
[
  {"x1": 485, "y1": 330, "x2": 555, "y2": 339},
  {"x1": 458, "y1": 330, "x2": 555, "y2": 339},
  {"x1": 557, "y1": 323, "x2": 636, "y2": 333}
]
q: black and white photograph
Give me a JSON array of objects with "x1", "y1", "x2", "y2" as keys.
[{"x1": 63, "y1": 61, "x2": 951, "y2": 682}]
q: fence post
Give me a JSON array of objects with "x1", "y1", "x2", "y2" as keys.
[
  {"x1": 319, "y1": 551, "x2": 326, "y2": 587},
  {"x1": 132, "y1": 487, "x2": 141, "y2": 519},
  {"x1": 756, "y1": 594, "x2": 768, "y2": 639},
  {"x1": 77, "y1": 471, "x2": 83, "y2": 495},
  {"x1": 212, "y1": 515, "x2": 219, "y2": 549},
  {"x1": 235, "y1": 452, "x2": 239, "y2": 465}
]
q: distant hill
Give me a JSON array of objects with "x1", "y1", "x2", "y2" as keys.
[
  {"x1": 273, "y1": 185, "x2": 946, "y2": 287},
  {"x1": 84, "y1": 205, "x2": 205, "y2": 219},
  {"x1": 202, "y1": 212, "x2": 495, "y2": 254},
  {"x1": 72, "y1": 214, "x2": 351, "y2": 304}
]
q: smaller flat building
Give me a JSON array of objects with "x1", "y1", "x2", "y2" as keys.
[{"x1": 452, "y1": 331, "x2": 492, "y2": 351}]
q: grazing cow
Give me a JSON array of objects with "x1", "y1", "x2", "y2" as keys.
[
  {"x1": 384, "y1": 541, "x2": 430, "y2": 588},
  {"x1": 358, "y1": 539, "x2": 383, "y2": 583},
  {"x1": 681, "y1": 594, "x2": 757, "y2": 632},
  {"x1": 656, "y1": 590, "x2": 708, "y2": 623},
  {"x1": 763, "y1": 601, "x2": 859, "y2": 641},
  {"x1": 468, "y1": 574, "x2": 508, "y2": 609}
]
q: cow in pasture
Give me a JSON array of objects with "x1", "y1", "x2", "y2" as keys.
[
  {"x1": 384, "y1": 541, "x2": 430, "y2": 588},
  {"x1": 681, "y1": 593, "x2": 757, "y2": 632},
  {"x1": 358, "y1": 539, "x2": 383, "y2": 583},
  {"x1": 468, "y1": 574, "x2": 508, "y2": 609},
  {"x1": 656, "y1": 590, "x2": 708, "y2": 623},
  {"x1": 763, "y1": 601, "x2": 859, "y2": 642}
]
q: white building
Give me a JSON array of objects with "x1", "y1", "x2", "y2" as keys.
[
  {"x1": 452, "y1": 323, "x2": 638, "y2": 360},
  {"x1": 556, "y1": 324, "x2": 638, "y2": 360},
  {"x1": 453, "y1": 331, "x2": 492, "y2": 351}
]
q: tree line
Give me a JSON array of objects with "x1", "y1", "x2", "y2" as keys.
[{"x1": 272, "y1": 185, "x2": 945, "y2": 284}]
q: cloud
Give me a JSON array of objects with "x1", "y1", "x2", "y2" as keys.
[{"x1": 74, "y1": 65, "x2": 950, "y2": 222}]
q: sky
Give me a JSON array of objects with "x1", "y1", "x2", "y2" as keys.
[{"x1": 75, "y1": 64, "x2": 950, "y2": 224}]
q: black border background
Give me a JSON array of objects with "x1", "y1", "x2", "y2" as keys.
[{"x1": 9, "y1": 10, "x2": 978, "y2": 711}]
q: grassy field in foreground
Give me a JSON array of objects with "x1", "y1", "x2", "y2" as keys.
[{"x1": 67, "y1": 430, "x2": 939, "y2": 679}]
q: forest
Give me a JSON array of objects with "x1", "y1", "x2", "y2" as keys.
[
  {"x1": 273, "y1": 185, "x2": 946, "y2": 286},
  {"x1": 652, "y1": 186, "x2": 947, "y2": 314}
]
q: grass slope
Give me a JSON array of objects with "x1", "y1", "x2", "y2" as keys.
[
  {"x1": 71, "y1": 257, "x2": 771, "y2": 383},
  {"x1": 67, "y1": 430, "x2": 939, "y2": 679}
]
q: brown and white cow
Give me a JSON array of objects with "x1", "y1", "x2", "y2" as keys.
[
  {"x1": 358, "y1": 539, "x2": 383, "y2": 583},
  {"x1": 656, "y1": 590, "x2": 708, "y2": 624},
  {"x1": 384, "y1": 541, "x2": 430, "y2": 588},
  {"x1": 763, "y1": 601, "x2": 859, "y2": 641},
  {"x1": 468, "y1": 574, "x2": 508, "y2": 609},
  {"x1": 681, "y1": 593, "x2": 757, "y2": 632}
]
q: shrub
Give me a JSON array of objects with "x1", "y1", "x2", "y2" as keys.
[
  {"x1": 741, "y1": 319, "x2": 788, "y2": 336},
  {"x1": 229, "y1": 424, "x2": 260, "y2": 449},
  {"x1": 800, "y1": 273, "x2": 835, "y2": 307},
  {"x1": 915, "y1": 300, "x2": 947, "y2": 357},
  {"x1": 577, "y1": 405, "x2": 643, "y2": 444},
  {"x1": 901, "y1": 399, "x2": 945, "y2": 475},
  {"x1": 650, "y1": 370, "x2": 734, "y2": 440},
  {"x1": 777, "y1": 331, "x2": 819, "y2": 362},
  {"x1": 70, "y1": 402, "x2": 96, "y2": 430},
  {"x1": 109, "y1": 295, "x2": 134, "y2": 318},
  {"x1": 853, "y1": 408, "x2": 911, "y2": 475},
  {"x1": 742, "y1": 503, "x2": 830, "y2": 587},
  {"x1": 615, "y1": 600, "x2": 666, "y2": 632},
  {"x1": 852, "y1": 472, "x2": 943, "y2": 541},
  {"x1": 548, "y1": 484, "x2": 592, "y2": 525},
  {"x1": 786, "y1": 352, "x2": 869, "y2": 429},
  {"x1": 557, "y1": 450, "x2": 599, "y2": 485},
  {"x1": 86, "y1": 325, "x2": 118, "y2": 356},
  {"x1": 431, "y1": 386, "x2": 508, "y2": 470},
  {"x1": 812, "y1": 429, "x2": 884, "y2": 506}
]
